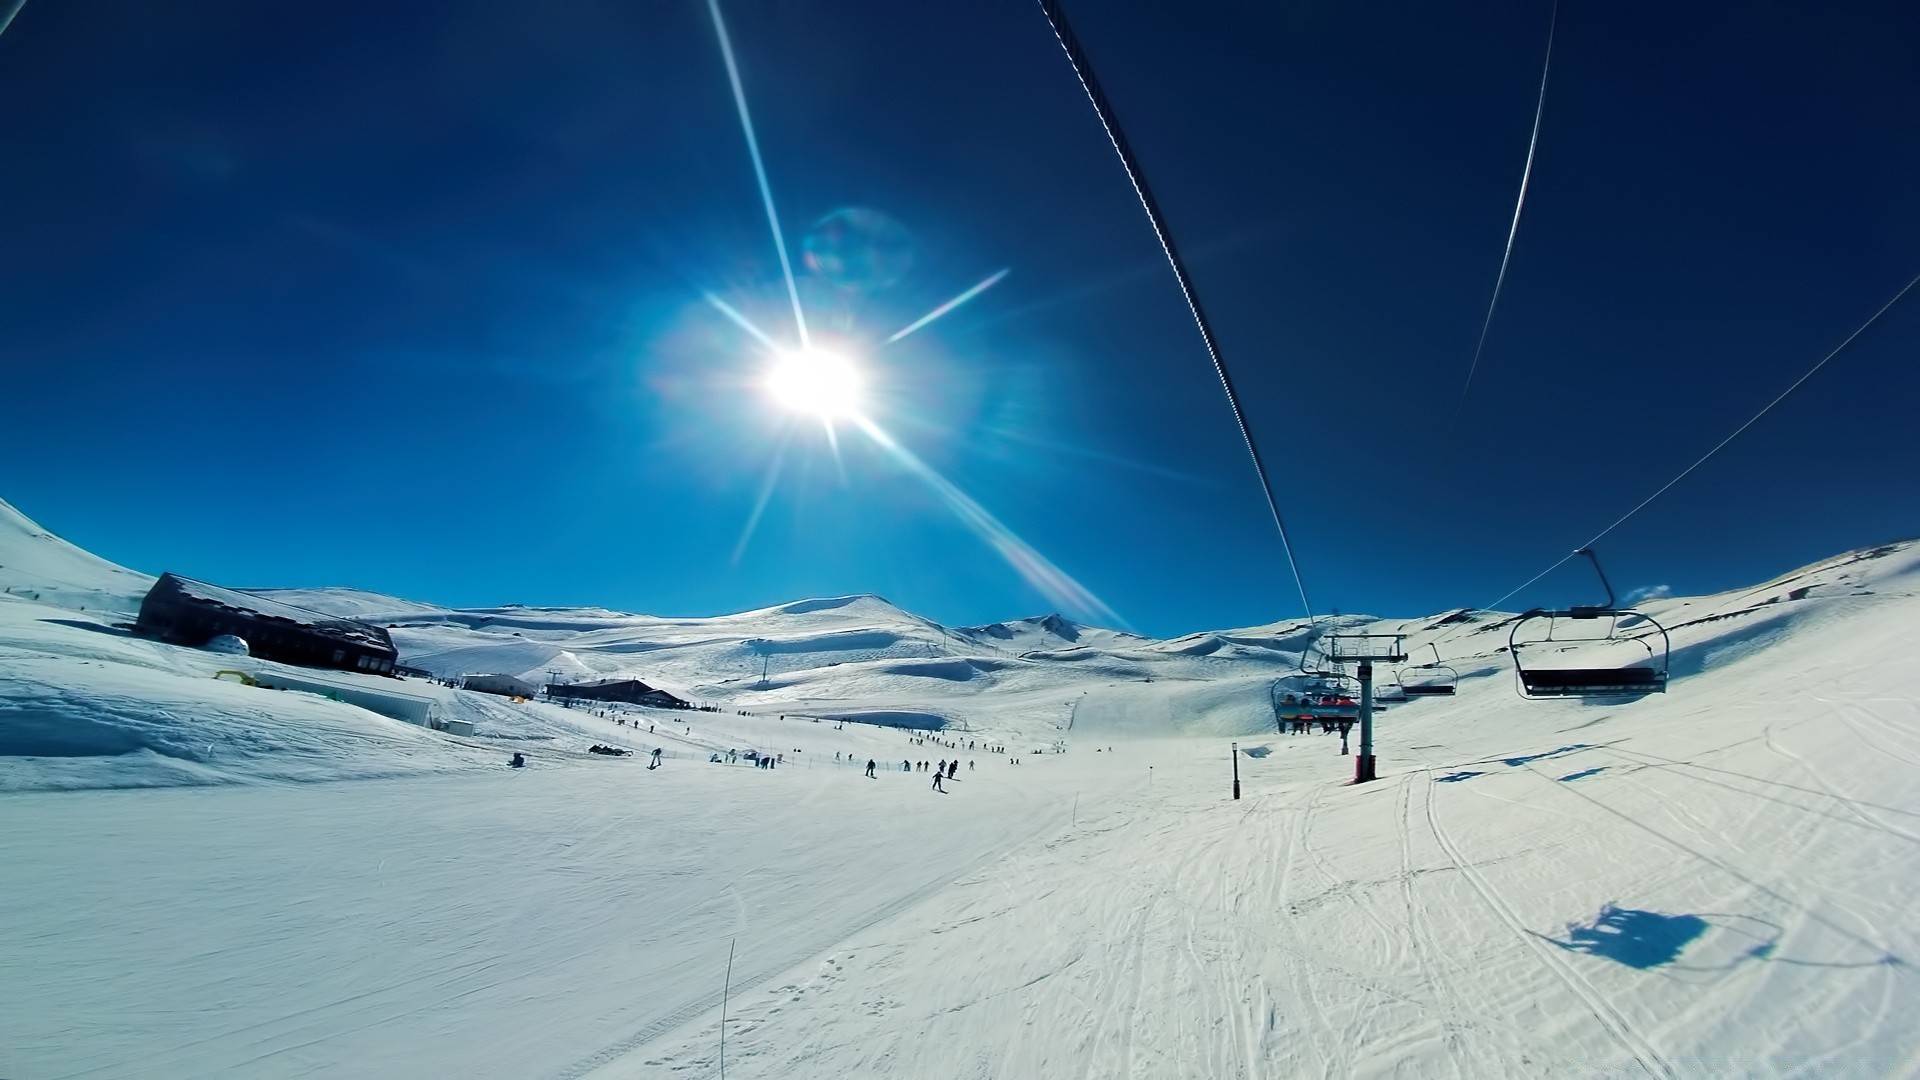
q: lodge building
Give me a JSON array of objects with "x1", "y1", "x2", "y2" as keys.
[
  {"x1": 545, "y1": 677, "x2": 689, "y2": 709},
  {"x1": 135, "y1": 572, "x2": 399, "y2": 675}
]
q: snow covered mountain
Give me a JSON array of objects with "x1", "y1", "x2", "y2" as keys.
[{"x1": 4, "y1": 493, "x2": 1919, "y2": 1077}]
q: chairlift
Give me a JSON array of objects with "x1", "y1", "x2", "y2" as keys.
[
  {"x1": 1508, "y1": 548, "x2": 1671, "y2": 699},
  {"x1": 1400, "y1": 642, "x2": 1459, "y2": 697},
  {"x1": 1373, "y1": 670, "x2": 1409, "y2": 703}
]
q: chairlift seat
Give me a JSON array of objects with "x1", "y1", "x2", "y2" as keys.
[
  {"x1": 1403, "y1": 683, "x2": 1456, "y2": 697},
  {"x1": 1507, "y1": 549, "x2": 1674, "y2": 702},
  {"x1": 1517, "y1": 666, "x2": 1666, "y2": 698}
]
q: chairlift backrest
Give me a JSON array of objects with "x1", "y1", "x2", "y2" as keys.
[
  {"x1": 1506, "y1": 550, "x2": 1671, "y2": 700},
  {"x1": 1398, "y1": 641, "x2": 1458, "y2": 696}
]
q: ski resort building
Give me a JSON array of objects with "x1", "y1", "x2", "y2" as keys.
[
  {"x1": 135, "y1": 572, "x2": 399, "y2": 675},
  {"x1": 462, "y1": 673, "x2": 538, "y2": 698},
  {"x1": 546, "y1": 677, "x2": 689, "y2": 709}
]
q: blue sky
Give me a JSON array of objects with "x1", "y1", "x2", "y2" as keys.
[{"x1": 2, "y1": 0, "x2": 1916, "y2": 637}]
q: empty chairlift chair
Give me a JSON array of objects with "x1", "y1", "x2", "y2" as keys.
[
  {"x1": 1400, "y1": 643, "x2": 1458, "y2": 697},
  {"x1": 1373, "y1": 671, "x2": 1409, "y2": 704},
  {"x1": 1507, "y1": 548, "x2": 1671, "y2": 700}
]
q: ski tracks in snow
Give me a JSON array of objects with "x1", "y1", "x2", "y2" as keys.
[{"x1": 1421, "y1": 766, "x2": 1677, "y2": 1079}]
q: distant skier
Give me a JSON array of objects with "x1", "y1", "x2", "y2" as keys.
[
  {"x1": 932, "y1": 770, "x2": 945, "y2": 792},
  {"x1": 865, "y1": 759, "x2": 877, "y2": 778},
  {"x1": 937, "y1": 759, "x2": 947, "y2": 776},
  {"x1": 902, "y1": 759, "x2": 911, "y2": 772},
  {"x1": 650, "y1": 747, "x2": 663, "y2": 769},
  {"x1": 509, "y1": 752, "x2": 526, "y2": 768}
]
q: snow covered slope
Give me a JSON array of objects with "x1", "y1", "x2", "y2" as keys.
[
  {"x1": 4, "y1": 493, "x2": 1919, "y2": 1077},
  {"x1": 0, "y1": 497, "x2": 152, "y2": 614}
]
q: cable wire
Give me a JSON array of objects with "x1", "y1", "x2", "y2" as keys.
[
  {"x1": 1035, "y1": 0, "x2": 1316, "y2": 622},
  {"x1": 1454, "y1": 267, "x2": 1920, "y2": 629},
  {"x1": 1447, "y1": 0, "x2": 1558, "y2": 432}
]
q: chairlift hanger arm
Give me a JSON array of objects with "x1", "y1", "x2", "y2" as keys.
[{"x1": 1575, "y1": 547, "x2": 1619, "y2": 609}]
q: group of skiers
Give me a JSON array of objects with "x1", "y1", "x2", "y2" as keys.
[
  {"x1": 929, "y1": 758, "x2": 961, "y2": 790},
  {"x1": 1280, "y1": 716, "x2": 1354, "y2": 736}
]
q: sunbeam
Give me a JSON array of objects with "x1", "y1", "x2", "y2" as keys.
[
  {"x1": 704, "y1": 291, "x2": 782, "y2": 352},
  {"x1": 732, "y1": 423, "x2": 795, "y2": 563},
  {"x1": 822, "y1": 419, "x2": 849, "y2": 485},
  {"x1": 706, "y1": 0, "x2": 809, "y2": 347},
  {"x1": 852, "y1": 416, "x2": 1122, "y2": 625},
  {"x1": 884, "y1": 268, "x2": 1011, "y2": 345}
]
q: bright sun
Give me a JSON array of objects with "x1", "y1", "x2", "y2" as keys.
[{"x1": 765, "y1": 348, "x2": 865, "y2": 420}]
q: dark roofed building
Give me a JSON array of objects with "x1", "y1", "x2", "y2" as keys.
[
  {"x1": 462, "y1": 673, "x2": 539, "y2": 698},
  {"x1": 546, "y1": 677, "x2": 689, "y2": 709},
  {"x1": 136, "y1": 572, "x2": 399, "y2": 676}
]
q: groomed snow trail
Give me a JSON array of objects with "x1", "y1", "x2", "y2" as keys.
[
  {"x1": 0, "y1": 759, "x2": 1067, "y2": 1078},
  {"x1": 628, "y1": 598, "x2": 1920, "y2": 1078}
]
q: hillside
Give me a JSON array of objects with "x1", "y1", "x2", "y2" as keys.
[{"x1": 2, "y1": 495, "x2": 1918, "y2": 1077}]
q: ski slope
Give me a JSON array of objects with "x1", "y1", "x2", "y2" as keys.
[{"x1": 2, "y1": 495, "x2": 1918, "y2": 1078}]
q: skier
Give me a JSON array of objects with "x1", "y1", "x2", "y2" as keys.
[
  {"x1": 947, "y1": 760, "x2": 958, "y2": 779},
  {"x1": 865, "y1": 759, "x2": 877, "y2": 778},
  {"x1": 509, "y1": 752, "x2": 526, "y2": 768},
  {"x1": 650, "y1": 747, "x2": 663, "y2": 770},
  {"x1": 937, "y1": 759, "x2": 947, "y2": 777},
  {"x1": 902, "y1": 759, "x2": 911, "y2": 772},
  {"x1": 969, "y1": 760, "x2": 975, "y2": 770},
  {"x1": 932, "y1": 770, "x2": 945, "y2": 792}
]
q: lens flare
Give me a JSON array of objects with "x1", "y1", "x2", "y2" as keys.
[{"x1": 766, "y1": 348, "x2": 865, "y2": 420}]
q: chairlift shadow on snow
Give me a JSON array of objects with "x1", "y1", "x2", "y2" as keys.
[
  {"x1": 1241, "y1": 744, "x2": 1270, "y2": 758},
  {"x1": 1539, "y1": 904, "x2": 1710, "y2": 969},
  {"x1": 1500, "y1": 744, "x2": 1592, "y2": 768},
  {"x1": 1538, "y1": 904, "x2": 1901, "y2": 981},
  {"x1": 1557, "y1": 766, "x2": 1606, "y2": 781},
  {"x1": 1436, "y1": 770, "x2": 1483, "y2": 783}
]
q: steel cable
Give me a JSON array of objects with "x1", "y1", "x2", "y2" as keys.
[{"x1": 1036, "y1": 0, "x2": 1316, "y2": 622}]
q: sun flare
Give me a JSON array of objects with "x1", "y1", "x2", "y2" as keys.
[{"x1": 765, "y1": 348, "x2": 865, "y2": 420}]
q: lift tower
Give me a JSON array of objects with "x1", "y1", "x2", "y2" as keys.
[{"x1": 1325, "y1": 633, "x2": 1407, "y2": 783}]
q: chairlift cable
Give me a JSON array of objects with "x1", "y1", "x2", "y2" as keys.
[
  {"x1": 1441, "y1": 266, "x2": 1920, "y2": 641},
  {"x1": 1445, "y1": 0, "x2": 1558, "y2": 434},
  {"x1": 1035, "y1": 0, "x2": 1316, "y2": 623}
]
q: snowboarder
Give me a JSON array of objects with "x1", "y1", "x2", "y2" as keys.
[
  {"x1": 947, "y1": 760, "x2": 958, "y2": 779},
  {"x1": 650, "y1": 747, "x2": 663, "y2": 769}
]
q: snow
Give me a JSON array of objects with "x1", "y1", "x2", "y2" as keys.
[{"x1": 2, "y1": 494, "x2": 1919, "y2": 1077}]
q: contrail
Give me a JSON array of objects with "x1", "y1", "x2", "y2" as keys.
[
  {"x1": 884, "y1": 268, "x2": 1011, "y2": 345},
  {"x1": 1448, "y1": 0, "x2": 1559, "y2": 430},
  {"x1": 706, "y1": 0, "x2": 809, "y2": 347}
]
